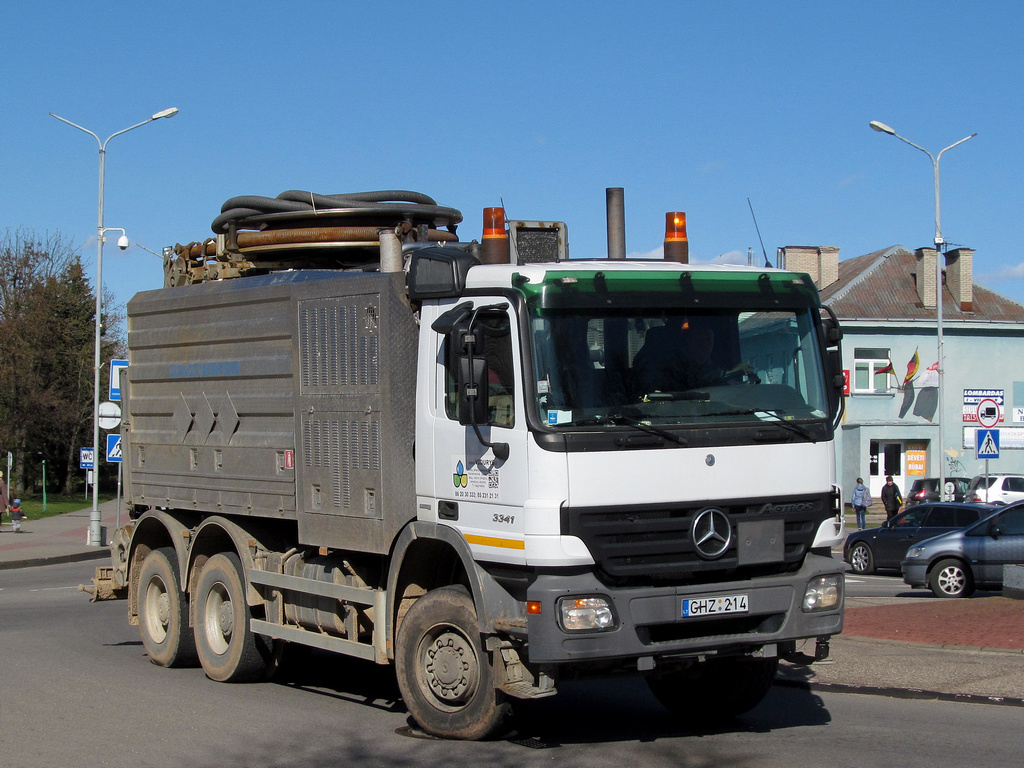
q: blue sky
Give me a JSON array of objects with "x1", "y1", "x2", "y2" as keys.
[{"x1": 2, "y1": 1, "x2": 1021, "y2": 311}]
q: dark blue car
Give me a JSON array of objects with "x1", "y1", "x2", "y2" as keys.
[{"x1": 843, "y1": 502, "x2": 993, "y2": 574}]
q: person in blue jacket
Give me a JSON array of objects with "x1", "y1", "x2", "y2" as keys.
[{"x1": 851, "y1": 478, "x2": 872, "y2": 530}]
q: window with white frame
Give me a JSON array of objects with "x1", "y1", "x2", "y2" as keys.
[{"x1": 854, "y1": 347, "x2": 892, "y2": 393}]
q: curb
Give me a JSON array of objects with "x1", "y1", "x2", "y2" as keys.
[
  {"x1": 774, "y1": 677, "x2": 1024, "y2": 708},
  {"x1": 0, "y1": 548, "x2": 109, "y2": 572}
]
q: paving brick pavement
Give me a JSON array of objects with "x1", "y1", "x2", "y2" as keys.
[{"x1": 843, "y1": 597, "x2": 1024, "y2": 650}]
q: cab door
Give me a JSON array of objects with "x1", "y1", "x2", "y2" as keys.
[{"x1": 430, "y1": 301, "x2": 531, "y2": 562}]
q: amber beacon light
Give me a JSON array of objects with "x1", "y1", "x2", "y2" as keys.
[
  {"x1": 664, "y1": 211, "x2": 689, "y2": 263},
  {"x1": 481, "y1": 206, "x2": 510, "y2": 264}
]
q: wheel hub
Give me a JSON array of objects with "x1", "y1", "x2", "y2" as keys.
[
  {"x1": 425, "y1": 631, "x2": 473, "y2": 702},
  {"x1": 156, "y1": 593, "x2": 170, "y2": 625},
  {"x1": 218, "y1": 601, "x2": 234, "y2": 636},
  {"x1": 938, "y1": 568, "x2": 964, "y2": 594}
]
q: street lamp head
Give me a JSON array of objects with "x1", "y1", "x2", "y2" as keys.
[
  {"x1": 869, "y1": 120, "x2": 895, "y2": 135},
  {"x1": 152, "y1": 107, "x2": 179, "y2": 120}
]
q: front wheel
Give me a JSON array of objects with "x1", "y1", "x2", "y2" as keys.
[
  {"x1": 394, "y1": 585, "x2": 510, "y2": 740},
  {"x1": 647, "y1": 657, "x2": 778, "y2": 723},
  {"x1": 848, "y1": 542, "x2": 875, "y2": 574},
  {"x1": 194, "y1": 552, "x2": 272, "y2": 682},
  {"x1": 137, "y1": 547, "x2": 197, "y2": 667},
  {"x1": 929, "y1": 558, "x2": 975, "y2": 598}
]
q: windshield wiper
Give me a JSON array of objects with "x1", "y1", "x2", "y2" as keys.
[
  {"x1": 604, "y1": 413, "x2": 688, "y2": 446},
  {"x1": 563, "y1": 413, "x2": 688, "y2": 446},
  {"x1": 705, "y1": 408, "x2": 817, "y2": 442}
]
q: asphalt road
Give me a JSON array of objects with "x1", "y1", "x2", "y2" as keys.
[{"x1": 1, "y1": 561, "x2": 1021, "y2": 768}]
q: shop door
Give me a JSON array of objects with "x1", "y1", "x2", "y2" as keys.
[{"x1": 869, "y1": 440, "x2": 906, "y2": 499}]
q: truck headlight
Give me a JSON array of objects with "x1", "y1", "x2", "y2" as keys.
[
  {"x1": 558, "y1": 596, "x2": 616, "y2": 631},
  {"x1": 803, "y1": 575, "x2": 841, "y2": 612},
  {"x1": 905, "y1": 546, "x2": 925, "y2": 559}
]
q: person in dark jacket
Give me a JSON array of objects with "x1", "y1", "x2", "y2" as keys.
[{"x1": 880, "y1": 475, "x2": 903, "y2": 521}]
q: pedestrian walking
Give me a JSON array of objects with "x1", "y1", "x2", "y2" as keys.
[
  {"x1": 851, "y1": 477, "x2": 872, "y2": 530},
  {"x1": 9, "y1": 499, "x2": 24, "y2": 532},
  {"x1": 880, "y1": 475, "x2": 903, "y2": 521}
]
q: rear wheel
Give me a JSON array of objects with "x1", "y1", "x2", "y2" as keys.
[
  {"x1": 194, "y1": 552, "x2": 272, "y2": 682},
  {"x1": 929, "y1": 558, "x2": 975, "y2": 598},
  {"x1": 137, "y1": 547, "x2": 197, "y2": 667},
  {"x1": 395, "y1": 585, "x2": 510, "y2": 740},
  {"x1": 647, "y1": 656, "x2": 778, "y2": 723},
  {"x1": 848, "y1": 542, "x2": 875, "y2": 575}
]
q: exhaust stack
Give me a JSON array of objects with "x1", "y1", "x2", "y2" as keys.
[
  {"x1": 606, "y1": 188, "x2": 626, "y2": 260},
  {"x1": 664, "y1": 212, "x2": 689, "y2": 263}
]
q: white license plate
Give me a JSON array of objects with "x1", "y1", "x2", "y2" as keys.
[{"x1": 682, "y1": 594, "x2": 749, "y2": 618}]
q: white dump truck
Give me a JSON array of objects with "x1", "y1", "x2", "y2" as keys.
[{"x1": 95, "y1": 188, "x2": 844, "y2": 739}]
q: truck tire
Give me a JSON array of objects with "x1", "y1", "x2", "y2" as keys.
[
  {"x1": 194, "y1": 552, "x2": 271, "y2": 683},
  {"x1": 647, "y1": 656, "x2": 778, "y2": 723},
  {"x1": 394, "y1": 585, "x2": 510, "y2": 740},
  {"x1": 137, "y1": 547, "x2": 197, "y2": 668}
]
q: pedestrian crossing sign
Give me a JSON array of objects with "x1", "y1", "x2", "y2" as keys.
[
  {"x1": 977, "y1": 429, "x2": 1000, "y2": 459},
  {"x1": 106, "y1": 434, "x2": 123, "y2": 463}
]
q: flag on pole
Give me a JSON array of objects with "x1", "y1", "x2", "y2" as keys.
[
  {"x1": 918, "y1": 361, "x2": 939, "y2": 387},
  {"x1": 903, "y1": 348, "x2": 920, "y2": 386}
]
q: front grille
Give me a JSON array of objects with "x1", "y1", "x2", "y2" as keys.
[
  {"x1": 640, "y1": 612, "x2": 785, "y2": 644},
  {"x1": 561, "y1": 493, "x2": 833, "y2": 586}
]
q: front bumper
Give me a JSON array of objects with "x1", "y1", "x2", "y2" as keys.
[
  {"x1": 902, "y1": 562, "x2": 928, "y2": 587},
  {"x1": 524, "y1": 553, "x2": 843, "y2": 665}
]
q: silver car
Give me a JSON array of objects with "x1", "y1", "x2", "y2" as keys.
[{"x1": 902, "y1": 502, "x2": 1024, "y2": 597}]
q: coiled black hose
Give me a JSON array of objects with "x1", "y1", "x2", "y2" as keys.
[{"x1": 211, "y1": 190, "x2": 462, "y2": 234}]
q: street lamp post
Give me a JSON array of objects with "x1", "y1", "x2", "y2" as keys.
[
  {"x1": 49, "y1": 108, "x2": 178, "y2": 546},
  {"x1": 870, "y1": 120, "x2": 976, "y2": 502}
]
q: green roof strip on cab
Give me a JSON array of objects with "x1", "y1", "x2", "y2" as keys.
[{"x1": 511, "y1": 267, "x2": 821, "y2": 302}]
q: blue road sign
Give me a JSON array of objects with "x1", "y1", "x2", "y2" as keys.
[
  {"x1": 109, "y1": 359, "x2": 129, "y2": 401},
  {"x1": 977, "y1": 428, "x2": 1000, "y2": 460},
  {"x1": 106, "y1": 434, "x2": 123, "y2": 463},
  {"x1": 80, "y1": 447, "x2": 95, "y2": 469}
]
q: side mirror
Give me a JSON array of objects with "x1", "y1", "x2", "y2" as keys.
[
  {"x1": 457, "y1": 354, "x2": 490, "y2": 426},
  {"x1": 989, "y1": 523, "x2": 1003, "y2": 539}
]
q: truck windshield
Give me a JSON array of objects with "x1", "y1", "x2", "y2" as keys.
[{"x1": 530, "y1": 307, "x2": 830, "y2": 428}]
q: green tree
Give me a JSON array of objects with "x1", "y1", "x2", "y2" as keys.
[{"x1": 0, "y1": 229, "x2": 125, "y2": 496}]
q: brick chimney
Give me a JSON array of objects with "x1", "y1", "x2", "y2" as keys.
[
  {"x1": 945, "y1": 247, "x2": 974, "y2": 311},
  {"x1": 779, "y1": 246, "x2": 840, "y2": 289},
  {"x1": 914, "y1": 248, "x2": 938, "y2": 309}
]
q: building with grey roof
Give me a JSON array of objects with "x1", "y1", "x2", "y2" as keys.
[{"x1": 781, "y1": 245, "x2": 1024, "y2": 501}]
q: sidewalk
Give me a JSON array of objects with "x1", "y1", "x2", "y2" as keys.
[
  {"x1": 3, "y1": 504, "x2": 1023, "y2": 705},
  {"x1": 0, "y1": 499, "x2": 122, "y2": 570}
]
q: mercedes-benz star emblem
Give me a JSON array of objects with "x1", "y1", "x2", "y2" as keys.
[{"x1": 691, "y1": 508, "x2": 732, "y2": 559}]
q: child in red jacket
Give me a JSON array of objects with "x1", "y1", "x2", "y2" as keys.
[{"x1": 9, "y1": 499, "x2": 25, "y2": 533}]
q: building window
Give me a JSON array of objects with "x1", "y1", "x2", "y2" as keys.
[{"x1": 854, "y1": 347, "x2": 892, "y2": 393}]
